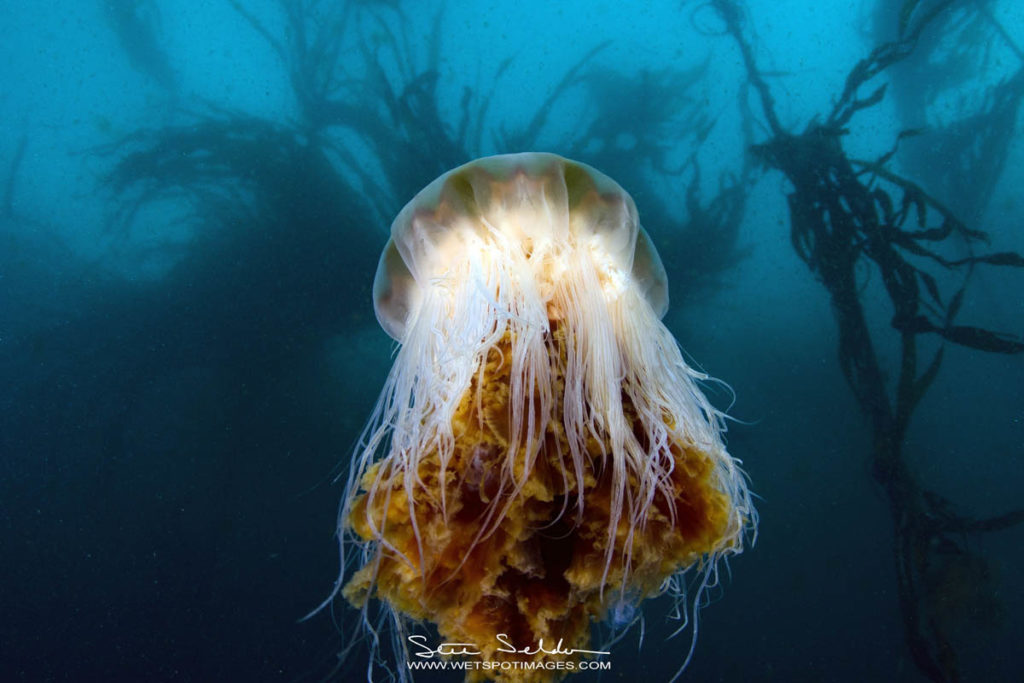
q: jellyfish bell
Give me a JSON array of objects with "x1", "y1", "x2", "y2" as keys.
[
  {"x1": 372, "y1": 152, "x2": 668, "y2": 338},
  {"x1": 339, "y1": 153, "x2": 754, "y2": 680}
]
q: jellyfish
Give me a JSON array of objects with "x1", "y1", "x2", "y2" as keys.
[{"x1": 336, "y1": 153, "x2": 754, "y2": 680}]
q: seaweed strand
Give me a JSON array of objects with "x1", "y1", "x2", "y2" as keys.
[{"x1": 713, "y1": 1, "x2": 1024, "y2": 680}]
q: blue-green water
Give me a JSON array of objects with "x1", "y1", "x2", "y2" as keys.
[{"x1": 1, "y1": 1, "x2": 1022, "y2": 681}]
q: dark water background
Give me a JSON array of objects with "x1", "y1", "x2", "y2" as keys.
[{"x1": 2, "y1": 1, "x2": 1022, "y2": 681}]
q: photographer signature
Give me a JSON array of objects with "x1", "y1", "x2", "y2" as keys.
[{"x1": 408, "y1": 634, "x2": 611, "y2": 659}]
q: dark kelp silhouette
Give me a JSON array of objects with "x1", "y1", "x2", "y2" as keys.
[
  {"x1": 228, "y1": 0, "x2": 492, "y2": 220},
  {"x1": 222, "y1": 0, "x2": 750, "y2": 300},
  {"x1": 102, "y1": 0, "x2": 178, "y2": 93},
  {"x1": 896, "y1": 64, "x2": 1024, "y2": 227},
  {"x1": 712, "y1": 0, "x2": 1024, "y2": 680},
  {"x1": 3, "y1": 103, "x2": 387, "y2": 683},
  {"x1": 500, "y1": 53, "x2": 755, "y2": 304},
  {"x1": 873, "y1": 0, "x2": 1024, "y2": 225}
]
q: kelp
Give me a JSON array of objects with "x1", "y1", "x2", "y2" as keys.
[
  {"x1": 500, "y1": 52, "x2": 753, "y2": 302},
  {"x1": 872, "y1": 0, "x2": 1024, "y2": 225},
  {"x1": 102, "y1": 0, "x2": 178, "y2": 92},
  {"x1": 219, "y1": 1, "x2": 750, "y2": 296},
  {"x1": 901, "y1": 67, "x2": 1024, "y2": 224},
  {"x1": 227, "y1": 1, "x2": 504, "y2": 221},
  {"x1": 712, "y1": 1, "x2": 1024, "y2": 681}
]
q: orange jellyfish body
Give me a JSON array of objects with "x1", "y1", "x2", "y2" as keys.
[{"x1": 338, "y1": 153, "x2": 753, "y2": 681}]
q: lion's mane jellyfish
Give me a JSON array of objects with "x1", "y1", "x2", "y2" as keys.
[{"x1": 338, "y1": 153, "x2": 754, "y2": 680}]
